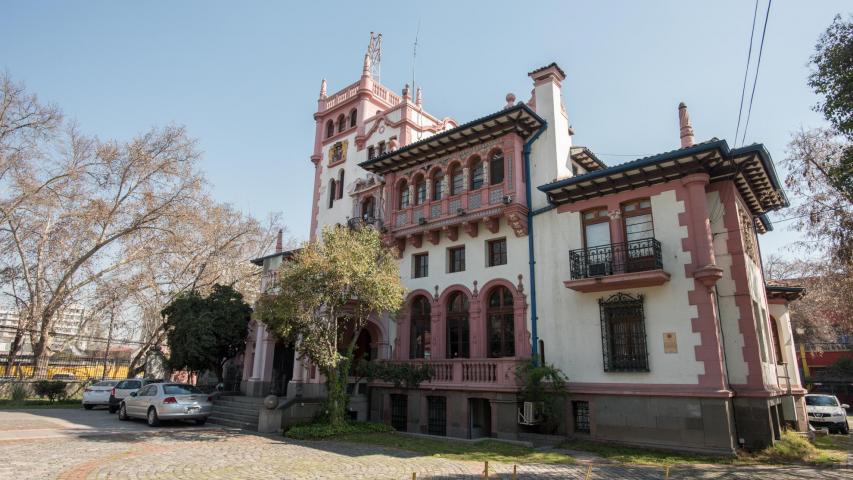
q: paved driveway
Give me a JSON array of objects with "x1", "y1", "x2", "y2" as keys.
[{"x1": 0, "y1": 408, "x2": 850, "y2": 479}]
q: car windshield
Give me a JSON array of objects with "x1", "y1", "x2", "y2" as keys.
[
  {"x1": 163, "y1": 384, "x2": 203, "y2": 395},
  {"x1": 123, "y1": 381, "x2": 141, "y2": 389},
  {"x1": 806, "y1": 395, "x2": 838, "y2": 407},
  {"x1": 93, "y1": 381, "x2": 116, "y2": 387}
]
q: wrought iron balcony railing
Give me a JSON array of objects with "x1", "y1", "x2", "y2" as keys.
[
  {"x1": 347, "y1": 216, "x2": 384, "y2": 232},
  {"x1": 569, "y1": 238, "x2": 663, "y2": 280}
]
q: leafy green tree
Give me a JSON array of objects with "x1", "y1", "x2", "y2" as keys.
[
  {"x1": 162, "y1": 284, "x2": 251, "y2": 382},
  {"x1": 784, "y1": 15, "x2": 853, "y2": 266},
  {"x1": 256, "y1": 225, "x2": 405, "y2": 427}
]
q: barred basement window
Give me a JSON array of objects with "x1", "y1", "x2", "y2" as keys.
[
  {"x1": 390, "y1": 394, "x2": 407, "y2": 432},
  {"x1": 599, "y1": 293, "x2": 649, "y2": 372},
  {"x1": 573, "y1": 401, "x2": 590, "y2": 433},
  {"x1": 427, "y1": 396, "x2": 447, "y2": 436}
]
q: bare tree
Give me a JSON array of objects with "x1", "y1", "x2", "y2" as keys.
[
  {"x1": 121, "y1": 202, "x2": 284, "y2": 377},
  {"x1": 1, "y1": 117, "x2": 203, "y2": 375},
  {"x1": 765, "y1": 255, "x2": 853, "y2": 346}
]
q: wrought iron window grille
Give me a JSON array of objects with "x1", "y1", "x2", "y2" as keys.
[{"x1": 599, "y1": 292, "x2": 649, "y2": 372}]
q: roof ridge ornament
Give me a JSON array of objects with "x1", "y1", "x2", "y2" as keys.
[{"x1": 319, "y1": 79, "x2": 327, "y2": 99}]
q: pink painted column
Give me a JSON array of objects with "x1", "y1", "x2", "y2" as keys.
[
  {"x1": 681, "y1": 174, "x2": 715, "y2": 269},
  {"x1": 469, "y1": 292, "x2": 485, "y2": 358},
  {"x1": 514, "y1": 296, "x2": 531, "y2": 358},
  {"x1": 396, "y1": 311, "x2": 411, "y2": 360},
  {"x1": 431, "y1": 297, "x2": 446, "y2": 360}
]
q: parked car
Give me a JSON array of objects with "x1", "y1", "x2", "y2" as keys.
[
  {"x1": 118, "y1": 383, "x2": 212, "y2": 427},
  {"x1": 108, "y1": 378, "x2": 164, "y2": 413},
  {"x1": 805, "y1": 393, "x2": 849, "y2": 434},
  {"x1": 82, "y1": 380, "x2": 119, "y2": 410},
  {"x1": 51, "y1": 373, "x2": 76, "y2": 381}
]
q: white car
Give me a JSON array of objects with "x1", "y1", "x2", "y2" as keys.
[
  {"x1": 82, "y1": 380, "x2": 119, "y2": 409},
  {"x1": 108, "y1": 378, "x2": 164, "y2": 413},
  {"x1": 805, "y1": 393, "x2": 849, "y2": 434}
]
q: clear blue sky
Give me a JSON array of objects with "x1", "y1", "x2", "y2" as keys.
[{"x1": 2, "y1": 1, "x2": 848, "y2": 258}]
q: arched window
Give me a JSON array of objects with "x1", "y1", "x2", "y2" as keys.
[
  {"x1": 325, "y1": 120, "x2": 334, "y2": 138},
  {"x1": 449, "y1": 165, "x2": 464, "y2": 196},
  {"x1": 410, "y1": 296, "x2": 431, "y2": 359},
  {"x1": 489, "y1": 151, "x2": 505, "y2": 185},
  {"x1": 446, "y1": 292, "x2": 470, "y2": 358},
  {"x1": 337, "y1": 114, "x2": 346, "y2": 133},
  {"x1": 337, "y1": 170, "x2": 345, "y2": 199},
  {"x1": 470, "y1": 157, "x2": 484, "y2": 190},
  {"x1": 349, "y1": 109, "x2": 357, "y2": 128},
  {"x1": 361, "y1": 196, "x2": 375, "y2": 220},
  {"x1": 398, "y1": 180, "x2": 410, "y2": 209},
  {"x1": 432, "y1": 171, "x2": 444, "y2": 201},
  {"x1": 487, "y1": 286, "x2": 515, "y2": 358},
  {"x1": 328, "y1": 178, "x2": 336, "y2": 208},
  {"x1": 414, "y1": 175, "x2": 427, "y2": 205}
]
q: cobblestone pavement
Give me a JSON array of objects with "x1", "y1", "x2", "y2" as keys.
[{"x1": 0, "y1": 409, "x2": 850, "y2": 479}]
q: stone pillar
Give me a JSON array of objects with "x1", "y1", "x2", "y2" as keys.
[
  {"x1": 430, "y1": 298, "x2": 445, "y2": 359},
  {"x1": 469, "y1": 290, "x2": 484, "y2": 358},
  {"x1": 246, "y1": 324, "x2": 274, "y2": 397}
]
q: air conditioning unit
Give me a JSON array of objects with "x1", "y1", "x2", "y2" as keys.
[
  {"x1": 418, "y1": 217, "x2": 427, "y2": 225},
  {"x1": 518, "y1": 401, "x2": 542, "y2": 425},
  {"x1": 588, "y1": 262, "x2": 609, "y2": 277}
]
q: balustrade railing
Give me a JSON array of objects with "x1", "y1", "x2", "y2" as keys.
[
  {"x1": 378, "y1": 358, "x2": 520, "y2": 388},
  {"x1": 569, "y1": 238, "x2": 663, "y2": 280}
]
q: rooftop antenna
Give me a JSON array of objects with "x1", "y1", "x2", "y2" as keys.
[
  {"x1": 411, "y1": 20, "x2": 420, "y2": 92},
  {"x1": 367, "y1": 32, "x2": 382, "y2": 84}
]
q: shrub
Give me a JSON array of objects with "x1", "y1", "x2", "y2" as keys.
[
  {"x1": 355, "y1": 360, "x2": 432, "y2": 389},
  {"x1": 10, "y1": 382, "x2": 28, "y2": 402},
  {"x1": 285, "y1": 421, "x2": 393, "y2": 440},
  {"x1": 32, "y1": 380, "x2": 67, "y2": 402}
]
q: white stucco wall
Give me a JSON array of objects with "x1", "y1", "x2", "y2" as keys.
[
  {"x1": 533, "y1": 189, "x2": 705, "y2": 385},
  {"x1": 400, "y1": 221, "x2": 530, "y2": 319}
]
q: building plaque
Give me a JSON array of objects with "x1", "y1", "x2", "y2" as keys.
[{"x1": 663, "y1": 332, "x2": 677, "y2": 353}]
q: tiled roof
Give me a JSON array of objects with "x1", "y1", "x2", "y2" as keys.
[{"x1": 527, "y1": 62, "x2": 567, "y2": 79}]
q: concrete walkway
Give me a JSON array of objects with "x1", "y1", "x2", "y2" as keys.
[{"x1": 0, "y1": 409, "x2": 849, "y2": 479}]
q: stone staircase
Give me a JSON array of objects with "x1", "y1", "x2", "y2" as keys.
[{"x1": 207, "y1": 395, "x2": 265, "y2": 430}]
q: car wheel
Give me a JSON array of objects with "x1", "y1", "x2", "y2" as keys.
[
  {"x1": 118, "y1": 403, "x2": 129, "y2": 421},
  {"x1": 841, "y1": 424, "x2": 849, "y2": 435},
  {"x1": 194, "y1": 418, "x2": 207, "y2": 426},
  {"x1": 83, "y1": 404, "x2": 93, "y2": 410},
  {"x1": 146, "y1": 407, "x2": 160, "y2": 427}
]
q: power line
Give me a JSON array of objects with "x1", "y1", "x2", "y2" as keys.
[
  {"x1": 734, "y1": 0, "x2": 760, "y2": 146},
  {"x1": 740, "y1": 0, "x2": 773, "y2": 147}
]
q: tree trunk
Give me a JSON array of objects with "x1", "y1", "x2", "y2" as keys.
[
  {"x1": 323, "y1": 363, "x2": 349, "y2": 428},
  {"x1": 4, "y1": 329, "x2": 25, "y2": 376},
  {"x1": 32, "y1": 332, "x2": 51, "y2": 378}
]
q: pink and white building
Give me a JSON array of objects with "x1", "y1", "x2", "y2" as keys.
[{"x1": 242, "y1": 45, "x2": 806, "y2": 453}]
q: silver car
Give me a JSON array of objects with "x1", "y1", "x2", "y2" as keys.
[{"x1": 117, "y1": 383, "x2": 212, "y2": 427}]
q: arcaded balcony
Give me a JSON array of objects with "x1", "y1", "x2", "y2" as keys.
[
  {"x1": 564, "y1": 238, "x2": 670, "y2": 293},
  {"x1": 370, "y1": 358, "x2": 522, "y2": 392}
]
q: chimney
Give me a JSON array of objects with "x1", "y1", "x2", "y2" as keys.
[
  {"x1": 527, "y1": 62, "x2": 572, "y2": 209},
  {"x1": 679, "y1": 102, "x2": 694, "y2": 148},
  {"x1": 275, "y1": 229, "x2": 283, "y2": 253}
]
